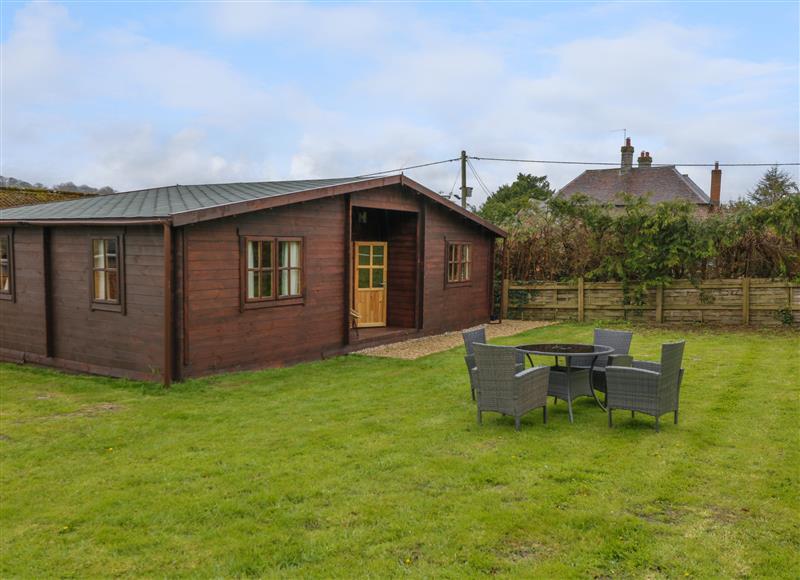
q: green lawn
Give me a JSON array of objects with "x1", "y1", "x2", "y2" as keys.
[{"x1": 1, "y1": 323, "x2": 798, "y2": 578}]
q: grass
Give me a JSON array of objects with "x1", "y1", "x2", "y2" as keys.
[{"x1": 1, "y1": 323, "x2": 798, "y2": 578}]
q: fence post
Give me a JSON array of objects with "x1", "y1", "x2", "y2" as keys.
[
  {"x1": 501, "y1": 278, "x2": 509, "y2": 320},
  {"x1": 655, "y1": 284, "x2": 664, "y2": 324},
  {"x1": 742, "y1": 277, "x2": 750, "y2": 325},
  {"x1": 577, "y1": 277, "x2": 585, "y2": 322}
]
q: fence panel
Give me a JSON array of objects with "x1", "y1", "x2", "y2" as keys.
[{"x1": 503, "y1": 278, "x2": 799, "y2": 327}]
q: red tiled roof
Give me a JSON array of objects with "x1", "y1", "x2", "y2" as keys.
[
  {"x1": 0, "y1": 188, "x2": 94, "y2": 209},
  {"x1": 558, "y1": 166, "x2": 710, "y2": 205}
]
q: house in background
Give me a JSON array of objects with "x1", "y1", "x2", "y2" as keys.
[
  {"x1": 0, "y1": 175, "x2": 504, "y2": 384},
  {"x1": 558, "y1": 138, "x2": 721, "y2": 211}
]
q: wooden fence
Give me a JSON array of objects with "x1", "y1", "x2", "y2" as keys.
[{"x1": 500, "y1": 278, "x2": 799, "y2": 327}]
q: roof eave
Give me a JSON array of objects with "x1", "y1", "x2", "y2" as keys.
[{"x1": 0, "y1": 217, "x2": 171, "y2": 226}]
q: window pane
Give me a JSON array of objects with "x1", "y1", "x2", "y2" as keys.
[
  {"x1": 358, "y1": 246, "x2": 370, "y2": 265},
  {"x1": 262, "y1": 241, "x2": 272, "y2": 268},
  {"x1": 247, "y1": 270, "x2": 258, "y2": 298},
  {"x1": 463, "y1": 261, "x2": 471, "y2": 281},
  {"x1": 106, "y1": 238, "x2": 117, "y2": 256},
  {"x1": 107, "y1": 270, "x2": 119, "y2": 301},
  {"x1": 463, "y1": 245, "x2": 470, "y2": 263},
  {"x1": 279, "y1": 269, "x2": 300, "y2": 296},
  {"x1": 94, "y1": 270, "x2": 107, "y2": 300},
  {"x1": 372, "y1": 268, "x2": 383, "y2": 287},
  {"x1": 357, "y1": 268, "x2": 370, "y2": 289},
  {"x1": 260, "y1": 270, "x2": 272, "y2": 298},
  {"x1": 93, "y1": 240, "x2": 105, "y2": 268},
  {"x1": 372, "y1": 245, "x2": 384, "y2": 266},
  {"x1": 247, "y1": 241, "x2": 259, "y2": 269},
  {"x1": 279, "y1": 241, "x2": 300, "y2": 268},
  {"x1": 449, "y1": 244, "x2": 457, "y2": 263},
  {"x1": 0, "y1": 238, "x2": 8, "y2": 292}
]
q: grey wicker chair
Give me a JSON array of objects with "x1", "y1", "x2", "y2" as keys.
[
  {"x1": 571, "y1": 329, "x2": 634, "y2": 392},
  {"x1": 473, "y1": 343, "x2": 549, "y2": 430},
  {"x1": 605, "y1": 341, "x2": 686, "y2": 432},
  {"x1": 463, "y1": 328, "x2": 523, "y2": 401}
]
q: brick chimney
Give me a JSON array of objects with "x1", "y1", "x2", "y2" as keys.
[
  {"x1": 710, "y1": 161, "x2": 721, "y2": 208},
  {"x1": 637, "y1": 151, "x2": 653, "y2": 168},
  {"x1": 620, "y1": 137, "x2": 634, "y2": 173}
]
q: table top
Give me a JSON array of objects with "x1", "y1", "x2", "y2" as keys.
[{"x1": 515, "y1": 343, "x2": 615, "y2": 357}]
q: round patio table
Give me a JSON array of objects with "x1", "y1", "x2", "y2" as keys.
[{"x1": 515, "y1": 343, "x2": 615, "y2": 414}]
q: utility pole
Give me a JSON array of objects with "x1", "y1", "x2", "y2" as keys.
[{"x1": 460, "y1": 150, "x2": 468, "y2": 209}]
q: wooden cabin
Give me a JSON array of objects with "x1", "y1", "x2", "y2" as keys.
[{"x1": 0, "y1": 175, "x2": 505, "y2": 384}]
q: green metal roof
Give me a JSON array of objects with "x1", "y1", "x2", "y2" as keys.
[
  {"x1": 0, "y1": 177, "x2": 375, "y2": 221},
  {"x1": 0, "y1": 174, "x2": 507, "y2": 237}
]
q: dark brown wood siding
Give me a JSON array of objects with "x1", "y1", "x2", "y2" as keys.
[
  {"x1": 386, "y1": 212, "x2": 417, "y2": 328},
  {"x1": 48, "y1": 226, "x2": 164, "y2": 378},
  {"x1": 2, "y1": 184, "x2": 498, "y2": 382},
  {"x1": 422, "y1": 201, "x2": 493, "y2": 332},
  {"x1": 0, "y1": 227, "x2": 47, "y2": 356},
  {"x1": 181, "y1": 196, "x2": 347, "y2": 377}
]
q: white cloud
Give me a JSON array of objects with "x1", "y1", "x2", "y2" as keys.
[{"x1": 1, "y1": 2, "x2": 797, "y2": 202}]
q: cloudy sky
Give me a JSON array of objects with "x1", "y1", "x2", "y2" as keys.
[{"x1": 1, "y1": 1, "x2": 798, "y2": 204}]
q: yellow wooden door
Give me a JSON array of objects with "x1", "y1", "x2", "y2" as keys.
[{"x1": 354, "y1": 242, "x2": 387, "y2": 327}]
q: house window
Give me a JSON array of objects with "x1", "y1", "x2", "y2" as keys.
[
  {"x1": 243, "y1": 237, "x2": 303, "y2": 304},
  {"x1": 447, "y1": 242, "x2": 472, "y2": 284},
  {"x1": 246, "y1": 239, "x2": 273, "y2": 300},
  {"x1": 0, "y1": 235, "x2": 12, "y2": 299},
  {"x1": 92, "y1": 238, "x2": 121, "y2": 304},
  {"x1": 278, "y1": 240, "x2": 302, "y2": 297}
]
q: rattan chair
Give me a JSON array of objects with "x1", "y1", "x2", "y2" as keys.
[
  {"x1": 463, "y1": 327, "x2": 523, "y2": 401},
  {"x1": 605, "y1": 341, "x2": 686, "y2": 432},
  {"x1": 571, "y1": 329, "x2": 634, "y2": 392},
  {"x1": 473, "y1": 343, "x2": 549, "y2": 430}
]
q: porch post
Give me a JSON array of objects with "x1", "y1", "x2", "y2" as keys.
[
  {"x1": 162, "y1": 221, "x2": 173, "y2": 387},
  {"x1": 343, "y1": 194, "x2": 352, "y2": 345}
]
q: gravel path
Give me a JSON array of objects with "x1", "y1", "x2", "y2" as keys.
[{"x1": 354, "y1": 320, "x2": 556, "y2": 360}]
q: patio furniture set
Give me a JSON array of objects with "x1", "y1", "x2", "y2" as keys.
[{"x1": 463, "y1": 328, "x2": 685, "y2": 432}]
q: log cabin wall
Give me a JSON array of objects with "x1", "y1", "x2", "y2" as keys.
[
  {"x1": 386, "y1": 211, "x2": 417, "y2": 328},
  {"x1": 1, "y1": 225, "x2": 165, "y2": 380},
  {"x1": 48, "y1": 226, "x2": 165, "y2": 380},
  {"x1": 0, "y1": 226, "x2": 47, "y2": 357},
  {"x1": 422, "y1": 202, "x2": 494, "y2": 333},
  {"x1": 180, "y1": 196, "x2": 347, "y2": 377},
  {"x1": 2, "y1": 182, "x2": 500, "y2": 382}
]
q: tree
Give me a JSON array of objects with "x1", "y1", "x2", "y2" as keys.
[
  {"x1": 747, "y1": 166, "x2": 799, "y2": 205},
  {"x1": 477, "y1": 173, "x2": 554, "y2": 225}
]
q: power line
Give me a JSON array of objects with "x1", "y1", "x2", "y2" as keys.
[
  {"x1": 355, "y1": 157, "x2": 460, "y2": 178},
  {"x1": 469, "y1": 155, "x2": 800, "y2": 168},
  {"x1": 467, "y1": 158, "x2": 493, "y2": 197},
  {"x1": 448, "y1": 163, "x2": 461, "y2": 197}
]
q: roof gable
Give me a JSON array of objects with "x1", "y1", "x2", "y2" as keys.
[{"x1": 558, "y1": 166, "x2": 710, "y2": 205}]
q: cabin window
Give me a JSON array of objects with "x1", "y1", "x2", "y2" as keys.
[
  {"x1": 243, "y1": 237, "x2": 303, "y2": 304},
  {"x1": 0, "y1": 235, "x2": 12, "y2": 299},
  {"x1": 447, "y1": 242, "x2": 472, "y2": 284},
  {"x1": 246, "y1": 239, "x2": 273, "y2": 300},
  {"x1": 278, "y1": 240, "x2": 302, "y2": 297},
  {"x1": 92, "y1": 238, "x2": 121, "y2": 304}
]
